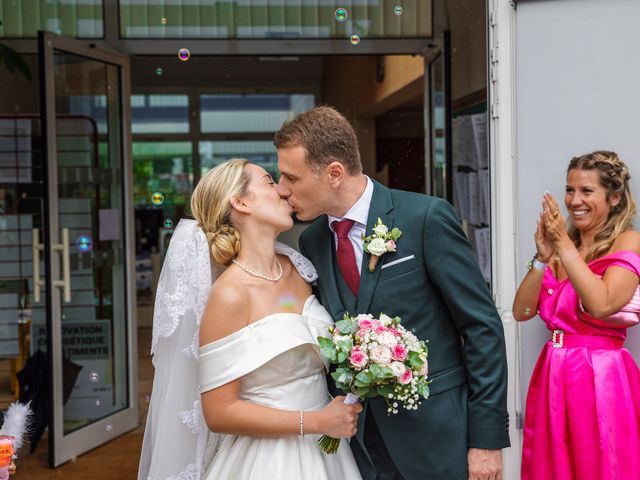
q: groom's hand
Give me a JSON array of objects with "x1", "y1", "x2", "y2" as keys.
[{"x1": 467, "y1": 448, "x2": 502, "y2": 480}]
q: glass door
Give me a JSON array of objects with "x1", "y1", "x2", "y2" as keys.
[
  {"x1": 38, "y1": 31, "x2": 137, "y2": 467},
  {"x1": 428, "y1": 31, "x2": 451, "y2": 200}
]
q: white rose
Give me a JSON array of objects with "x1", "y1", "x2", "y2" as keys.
[
  {"x1": 379, "y1": 313, "x2": 393, "y2": 326},
  {"x1": 373, "y1": 223, "x2": 388, "y2": 237},
  {"x1": 390, "y1": 361, "x2": 406, "y2": 377},
  {"x1": 356, "y1": 313, "x2": 374, "y2": 322},
  {"x1": 368, "y1": 344, "x2": 392, "y2": 365},
  {"x1": 377, "y1": 331, "x2": 397, "y2": 347},
  {"x1": 368, "y1": 238, "x2": 388, "y2": 256}
]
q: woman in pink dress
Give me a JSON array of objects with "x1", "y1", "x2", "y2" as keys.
[{"x1": 513, "y1": 151, "x2": 640, "y2": 480}]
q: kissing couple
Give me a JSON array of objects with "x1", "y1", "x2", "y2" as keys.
[{"x1": 138, "y1": 106, "x2": 509, "y2": 480}]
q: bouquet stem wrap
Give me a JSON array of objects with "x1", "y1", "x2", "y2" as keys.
[{"x1": 318, "y1": 393, "x2": 360, "y2": 454}]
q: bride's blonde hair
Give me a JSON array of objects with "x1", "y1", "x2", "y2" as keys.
[{"x1": 190, "y1": 159, "x2": 250, "y2": 266}]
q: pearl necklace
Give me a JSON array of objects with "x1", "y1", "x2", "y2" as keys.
[{"x1": 232, "y1": 256, "x2": 283, "y2": 282}]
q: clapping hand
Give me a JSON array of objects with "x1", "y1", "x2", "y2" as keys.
[{"x1": 541, "y1": 192, "x2": 568, "y2": 248}]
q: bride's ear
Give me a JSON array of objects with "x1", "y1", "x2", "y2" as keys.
[{"x1": 230, "y1": 195, "x2": 251, "y2": 214}]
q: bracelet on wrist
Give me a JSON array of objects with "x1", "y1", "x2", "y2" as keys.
[
  {"x1": 299, "y1": 410, "x2": 304, "y2": 436},
  {"x1": 527, "y1": 254, "x2": 548, "y2": 271}
]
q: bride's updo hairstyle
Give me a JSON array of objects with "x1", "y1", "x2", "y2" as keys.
[{"x1": 190, "y1": 158, "x2": 250, "y2": 266}]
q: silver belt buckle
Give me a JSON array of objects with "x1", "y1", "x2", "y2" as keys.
[{"x1": 551, "y1": 329, "x2": 564, "y2": 348}]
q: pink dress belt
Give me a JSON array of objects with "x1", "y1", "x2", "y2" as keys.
[{"x1": 549, "y1": 329, "x2": 624, "y2": 349}]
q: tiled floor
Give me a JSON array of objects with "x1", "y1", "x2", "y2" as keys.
[{"x1": 1, "y1": 327, "x2": 154, "y2": 480}]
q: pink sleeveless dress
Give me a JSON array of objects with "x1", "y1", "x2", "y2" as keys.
[{"x1": 521, "y1": 250, "x2": 640, "y2": 480}]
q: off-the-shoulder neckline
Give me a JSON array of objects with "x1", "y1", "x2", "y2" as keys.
[
  {"x1": 545, "y1": 249, "x2": 640, "y2": 284},
  {"x1": 199, "y1": 294, "x2": 317, "y2": 351}
]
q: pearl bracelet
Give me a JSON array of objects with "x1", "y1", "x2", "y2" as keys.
[{"x1": 299, "y1": 410, "x2": 304, "y2": 436}]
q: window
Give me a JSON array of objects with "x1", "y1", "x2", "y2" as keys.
[
  {"x1": 119, "y1": 0, "x2": 432, "y2": 39},
  {"x1": 0, "y1": 0, "x2": 103, "y2": 38},
  {"x1": 200, "y1": 94, "x2": 313, "y2": 133},
  {"x1": 132, "y1": 95, "x2": 190, "y2": 134},
  {"x1": 199, "y1": 140, "x2": 279, "y2": 179}
]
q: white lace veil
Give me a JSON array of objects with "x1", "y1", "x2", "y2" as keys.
[{"x1": 138, "y1": 219, "x2": 318, "y2": 480}]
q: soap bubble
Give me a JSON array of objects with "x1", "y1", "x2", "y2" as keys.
[
  {"x1": 335, "y1": 8, "x2": 348, "y2": 23},
  {"x1": 151, "y1": 192, "x2": 165, "y2": 205},
  {"x1": 178, "y1": 48, "x2": 191, "y2": 62}
]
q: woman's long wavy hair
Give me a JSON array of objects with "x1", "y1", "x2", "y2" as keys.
[{"x1": 566, "y1": 150, "x2": 636, "y2": 261}]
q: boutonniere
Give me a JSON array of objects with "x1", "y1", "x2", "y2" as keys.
[{"x1": 362, "y1": 218, "x2": 402, "y2": 272}]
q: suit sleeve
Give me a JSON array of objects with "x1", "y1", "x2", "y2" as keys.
[{"x1": 422, "y1": 198, "x2": 510, "y2": 449}]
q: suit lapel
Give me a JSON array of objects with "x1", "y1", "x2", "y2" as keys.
[{"x1": 357, "y1": 181, "x2": 394, "y2": 315}]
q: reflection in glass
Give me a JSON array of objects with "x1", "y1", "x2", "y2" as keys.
[
  {"x1": 200, "y1": 94, "x2": 313, "y2": 133},
  {"x1": 52, "y1": 52, "x2": 129, "y2": 434},
  {"x1": 131, "y1": 95, "x2": 189, "y2": 134},
  {"x1": 199, "y1": 141, "x2": 278, "y2": 180},
  {"x1": 0, "y1": 0, "x2": 104, "y2": 38},
  {"x1": 430, "y1": 54, "x2": 447, "y2": 199},
  {"x1": 132, "y1": 141, "x2": 193, "y2": 219},
  {"x1": 119, "y1": 0, "x2": 432, "y2": 39}
]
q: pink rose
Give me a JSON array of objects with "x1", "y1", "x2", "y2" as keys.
[
  {"x1": 350, "y1": 347, "x2": 368, "y2": 369},
  {"x1": 419, "y1": 360, "x2": 429, "y2": 377},
  {"x1": 356, "y1": 329, "x2": 369, "y2": 339},
  {"x1": 391, "y1": 344, "x2": 408, "y2": 361},
  {"x1": 400, "y1": 369, "x2": 413, "y2": 385},
  {"x1": 389, "y1": 327, "x2": 401, "y2": 337},
  {"x1": 386, "y1": 240, "x2": 396, "y2": 252},
  {"x1": 375, "y1": 325, "x2": 389, "y2": 335},
  {"x1": 358, "y1": 318, "x2": 374, "y2": 330}
]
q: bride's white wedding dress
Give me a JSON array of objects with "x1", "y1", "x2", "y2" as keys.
[
  {"x1": 138, "y1": 220, "x2": 361, "y2": 480},
  {"x1": 198, "y1": 294, "x2": 362, "y2": 480}
]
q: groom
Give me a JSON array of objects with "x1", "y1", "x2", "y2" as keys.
[{"x1": 275, "y1": 107, "x2": 509, "y2": 480}]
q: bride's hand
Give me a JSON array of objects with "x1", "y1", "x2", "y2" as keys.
[{"x1": 317, "y1": 396, "x2": 363, "y2": 438}]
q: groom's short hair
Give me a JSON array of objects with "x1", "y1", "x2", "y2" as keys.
[{"x1": 274, "y1": 106, "x2": 363, "y2": 175}]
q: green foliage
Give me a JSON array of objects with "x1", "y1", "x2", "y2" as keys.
[
  {"x1": 408, "y1": 351, "x2": 425, "y2": 369},
  {"x1": 317, "y1": 336, "x2": 337, "y2": 363},
  {"x1": 334, "y1": 318, "x2": 356, "y2": 335}
]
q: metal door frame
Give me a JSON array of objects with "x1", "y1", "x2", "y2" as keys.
[{"x1": 38, "y1": 30, "x2": 138, "y2": 467}]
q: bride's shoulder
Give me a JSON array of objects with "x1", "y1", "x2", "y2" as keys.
[{"x1": 200, "y1": 275, "x2": 251, "y2": 346}]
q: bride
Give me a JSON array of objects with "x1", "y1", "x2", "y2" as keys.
[{"x1": 138, "y1": 159, "x2": 363, "y2": 480}]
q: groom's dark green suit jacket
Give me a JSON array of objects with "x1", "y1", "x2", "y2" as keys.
[{"x1": 299, "y1": 181, "x2": 510, "y2": 480}]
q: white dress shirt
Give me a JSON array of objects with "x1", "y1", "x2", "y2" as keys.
[{"x1": 327, "y1": 176, "x2": 374, "y2": 272}]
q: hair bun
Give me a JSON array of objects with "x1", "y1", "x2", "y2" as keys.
[{"x1": 208, "y1": 225, "x2": 241, "y2": 266}]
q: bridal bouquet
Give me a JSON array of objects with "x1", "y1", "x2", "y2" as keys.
[{"x1": 317, "y1": 313, "x2": 430, "y2": 454}]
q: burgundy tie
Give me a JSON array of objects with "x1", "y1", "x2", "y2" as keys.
[{"x1": 332, "y1": 219, "x2": 360, "y2": 296}]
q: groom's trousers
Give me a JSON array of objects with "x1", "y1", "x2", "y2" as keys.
[{"x1": 357, "y1": 407, "x2": 405, "y2": 480}]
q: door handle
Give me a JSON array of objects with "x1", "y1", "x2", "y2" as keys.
[
  {"x1": 32, "y1": 228, "x2": 45, "y2": 303},
  {"x1": 52, "y1": 228, "x2": 71, "y2": 303},
  {"x1": 33, "y1": 228, "x2": 72, "y2": 303}
]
